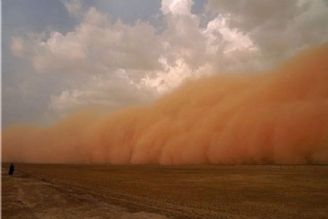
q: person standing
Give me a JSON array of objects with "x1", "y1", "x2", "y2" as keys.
[{"x1": 8, "y1": 163, "x2": 15, "y2": 176}]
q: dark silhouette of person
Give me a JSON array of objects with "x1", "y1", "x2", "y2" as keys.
[{"x1": 8, "y1": 163, "x2": 15, "y2": 176}]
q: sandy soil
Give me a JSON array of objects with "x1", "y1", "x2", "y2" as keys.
[
  {"x1": 1, "y1": 168, "x2": 169, "y2": 219},
  {"x1": 2, "y1": 164, "x2": 328, "y2": 219}
]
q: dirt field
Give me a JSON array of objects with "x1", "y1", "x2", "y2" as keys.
[{"x1": 2, "y1": 164, "x2": 328, "y2": 219}]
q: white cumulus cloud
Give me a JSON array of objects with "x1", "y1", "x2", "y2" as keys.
[{"x1": 9, "y1": 0, "x2": 327, "y2": 119}]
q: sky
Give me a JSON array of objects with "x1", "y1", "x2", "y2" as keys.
[{"x1": 3, "y1": 0, "x2": 328, "y2": 127}]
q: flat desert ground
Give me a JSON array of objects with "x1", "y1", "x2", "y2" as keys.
[{"x1": 2, "y1": 164, "x2": 328, "y2": 219}]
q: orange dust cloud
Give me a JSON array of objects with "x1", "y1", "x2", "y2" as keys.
[{"x1": 3, "y1": 44, "x2": 328, "y2": 164}]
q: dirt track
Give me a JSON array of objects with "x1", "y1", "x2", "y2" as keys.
[{"x1": 2, "y1": 164, "x2": 328, "y2": 219}]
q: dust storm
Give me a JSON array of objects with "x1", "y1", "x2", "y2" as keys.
[{"x1": 3, "y1": 44, "x2": 328, "y2": 164}]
